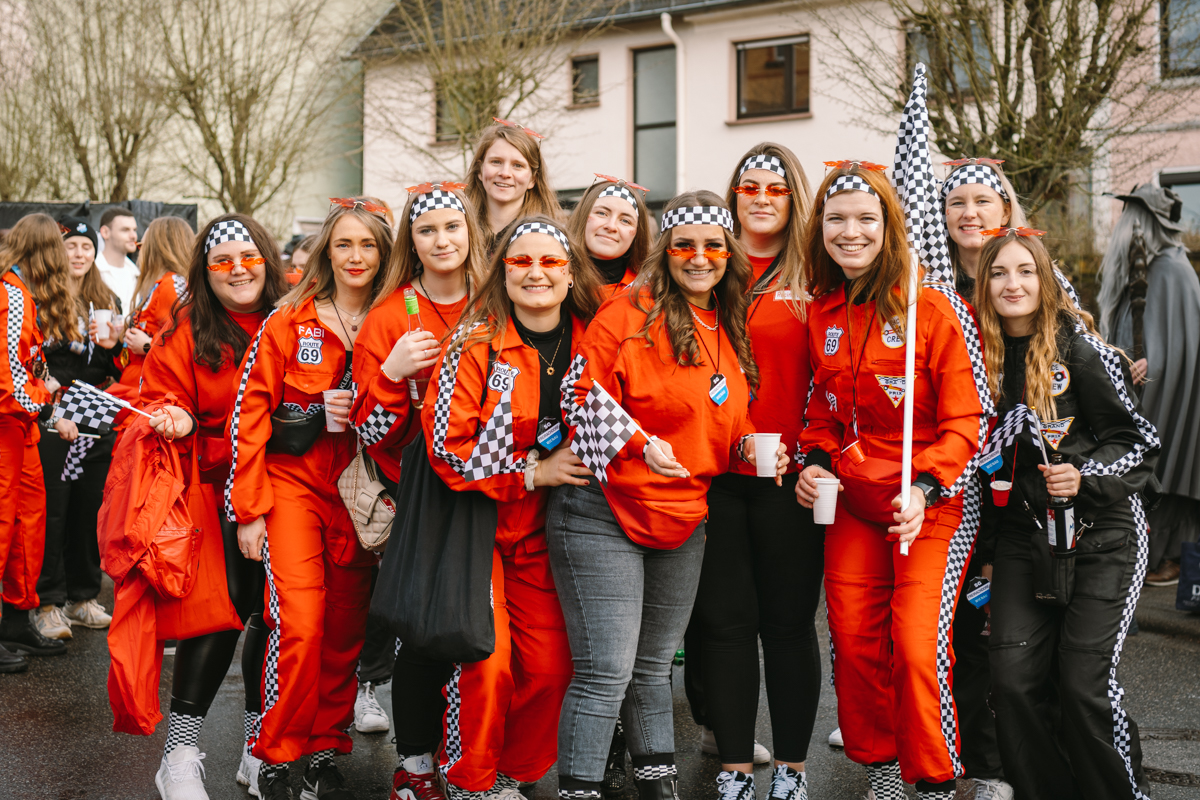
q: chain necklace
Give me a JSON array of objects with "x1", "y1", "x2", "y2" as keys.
[
  {"x1": 331, "y1": 300, "x2": 366, "y2": 331},
  {"x1": 688, "y1": 304, "x2": 718, "y2": 331},
  {"x1": 534, "y1": 327, "x2": 567, "y2": 375}
]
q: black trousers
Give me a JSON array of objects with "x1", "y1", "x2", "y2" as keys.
[
  {"x1": 989, "y1": 529, "x2": 1151, "y2": 800},
  {"x1": 689, "y1": 472, "x2": 825, "y2": 764},
  {"x1": 358, "y1": 565, "x2": 398, "y2": 685},
  {"x1": 391, "y1": 645, "x2": 453, "y2": 757},
  {"x1": 36, "y1": 432, "x2": 110, "y2": 606},
  {"x1": 951, "y1": 553, "x2": 1004, "y2": 780}
]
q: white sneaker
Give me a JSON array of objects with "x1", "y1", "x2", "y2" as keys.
[
  {"x1": 34, "y1": 605, "x2": 72, "y2": 640},
  {"x1": 698, "y1": 726, "x2": 772, "y2": 764},
  {"x1": 237, "y1": 744, "x2": 263, "y2": 798},
  {"x1": 766, "y1": 764, "x2": 807, "y2": 800},
  {"x1": 827, "y1": 727, "x2": 844, "y2": 748},
  {"x1": 354, "y1": 681, "x2": 390, "y2": 733},
  {"x1": 716, "y1": 771, "x2": 756, "y2": 800},
  {"x1": 64, "y1": 598, "x2": 112, "y2": 629},
  {"x1": 972, "y1": 779, "x2": 1015, "y2": 800},
  {"x1": 155, "y1": 745, "x2": 209, "y2": 800},
  {"x1": 480, "y1": 788, "x2": 527, "y2": 800}
]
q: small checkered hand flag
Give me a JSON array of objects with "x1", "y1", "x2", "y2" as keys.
[
  {"x1": 58, "y1": 381, "x2": 123, "y2": 433},
  {"x1": 979, "y1": 403, "x2": 1043, "y2": 464},
  {"x1": 570, "y1": 380, "x2": 640, "y2": 483}
]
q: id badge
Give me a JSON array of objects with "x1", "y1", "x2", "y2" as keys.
[
  {"x1": 980, "y1": 451, "x2": 1004, "y2": 475},
  {"x1": 966, "y1": 576, "x2": 991, "y2": 608},
  {"x1": 537, "y1": 417, "x2": 563, "y2": 451},
  {"x1": 709, "y1": 373, "x2": 728, "y2": 406}
]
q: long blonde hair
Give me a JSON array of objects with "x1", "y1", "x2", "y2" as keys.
[
  {"x1": 280, "y1": 198, "x2": 395, "y2": 311},
  {"x1": 131, "y1": 217, "x2": 193, "y2": 315},
  {"x1": 0, "y1": 214, "x2": 79, "y2": 343},
  {"x1": 944, "y1": 161, "x2": 1026, "y2": 280},
  {"x1": 465, "y1": 124, "x2": 562, "y2": 240}
]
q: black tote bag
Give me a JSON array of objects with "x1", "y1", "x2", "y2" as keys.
[{"x1": 370, "y1": 428, "x2": 498, "y2": 663}]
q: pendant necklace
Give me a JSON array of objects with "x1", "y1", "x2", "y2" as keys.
[{"x1": 691, "y1": 300, "x2": 728, "y2": 405}]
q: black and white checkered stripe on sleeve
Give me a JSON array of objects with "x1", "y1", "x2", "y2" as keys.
[
  {"x1": 171, "y1": 274, "x2": 189, "y2": 303},
  {"x1": 1109, "y1": 494, "x2": 1150, "y2": 800},
  {"x1": 224, "y1": 309, "x2": 279, "y2": 522},
  {"x1": 598, "y1": 184, "x2": 639, "y2": 215},
  {"x1": 822, "y1": 175, "x2": 877, "y2": 204},
  {"x1": 740, "y1": 154, "x2": 786, "y2": 178},
  {"x1": 4, "y1": 284, "x2": 40, "y2": 415},
  {"x1": 1054, "y1": 268, "x2": 1085, "y2": 319},
  {"x1": 248, "y1": 535, "x2": 282, "y2": 752},
  {"x1": 410, "y1": 189, "x2": 467, "y2": 223},
  {"x1": 1075, "y1": 333, "x2": 1159, "y2": 479},
  {"x1": 660, "y1": 206, "x2": 734, "y2": 232},
  {"x1": 204, "y1": 219, "x2": 255, "y2": 253},
  {"x1": 508, "y1": 221, "x2": 571, "y2": 253},
  {"x1": 939, "y1": 164, "x2": 1009, "y2": 202},
  {"x1": 358, "y1": 404, "x2": 398, "y2": 447}
]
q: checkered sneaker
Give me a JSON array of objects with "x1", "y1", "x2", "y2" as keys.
[
  {"x1": 940, "y1": 163, "x2": 1008, "y2": 202},
  {"x1": 409, "y1": 189, "x2": 466, "y2": 222},
  {"x1": 60, "y1": 436, "x2": 95, "y2": 482},
  {"x1": 1109, "y1": 493, "x2": 1151, "y2": 800},
  {"x1": 741, "y1": 154, "x2": 786, "y2": 178},
  {"x1": 4, "y1": 284, "x2": 41, "y2": 415},
  {"x1": 204, "y1": 219, "x2": 254, "y2": 253},
  {"x1": 570, "y1": 381, "x2": 639, "y2": 483},
  {"x1": 357, "y1": 404, "x2": 398, "y2": 446},
  {"x1": 599, "y1": 184, "x2": 639, "y2": 215},
  {"x1": 822, "y1": 174, "x2": 877, "y2": 203},
  {"x1": 58, "y1": 382, "x2": 121, "y2": 432},
  {"x1": 509, "y1": 221, "x2": 571, "y2": 253},
  {"x1": 660, "y1": 206, "x2": 734, "y2": 231}
]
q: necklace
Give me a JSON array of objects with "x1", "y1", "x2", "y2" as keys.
[
  {"x1": 691, "y1": 300, "x2": 728, "y2": 406},
  {"x1": 689, "y1": 303, "x2": 718, "y2": 331},
  {"x1": 418, "y1": 273, "x2": 466, "y2": 331},
  {"x1": 331, "y1": 301, "x2": 365, "y2": 331},
  {"x1": 534, "y1": 327, "x2": 567, "y2": 375},
  {"x1": 331, "y1": 301, "x2": 357, "y2": 344}
]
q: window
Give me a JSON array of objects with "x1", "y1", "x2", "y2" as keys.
[
  {"x1": 1162, "y1": 0, "x2": 1200, "y2": 78},
  {"x1": 736, "y1": 35, "x2": 810, "y2": 119},
  {"x1": 434, "y1": 74, "x2": 494, "y2": 142},
  {"x1": 906, "y1": 23, "x2": 992, "y2": 100},
  {"x1": 1159, "y1": 170, "x2": 1200, "y2": 232},
  {"x1": 571, "y1": 55, "x2": 600, "y2": 106},
  {"x1": 633, "y1": 46, "x2": 676, "y2": 202}
]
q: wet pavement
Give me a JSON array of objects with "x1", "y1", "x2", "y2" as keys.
[{"x1": 2, "y1": 577, "x2": 1199, "y2": 799}]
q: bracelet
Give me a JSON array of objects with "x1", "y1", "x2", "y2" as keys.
[
  {"x1": 380, "y1": 364, "x2": 402, "y2": 384},
  {"x1": 737, "y1": 435, "x2": 753, "y2": 464},
  {"x1": 642, "y1": 436, "x2": 659, "y2": 460},
  {"x1": 524, "y1": 449, "x2": 540, "y2": 492}
]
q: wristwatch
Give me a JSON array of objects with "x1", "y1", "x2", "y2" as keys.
[{"x1": 913, "y1": 478, "x2": 940, "y2": 509}]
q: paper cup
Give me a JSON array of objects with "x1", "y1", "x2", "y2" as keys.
[
  {"x1": 813, "y1": 477, "x2": 840, "y2": 525},
  {"x1": 842, "y1": 440, "x2": 866, "y2": 466},
  {"x1": 990, "y1": 480, "x2": 1012, "y2": 507},
  {"x1": 322, "y1": 389, "x2": 353, "y2": 432},
  {"x1": 751, "y1": 433, "x2": 782, "y2": 478},
  {"x1": 93, "y1": 309, "x2": 112, "y2": 339}
]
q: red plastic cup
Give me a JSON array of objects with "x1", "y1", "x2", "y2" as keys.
[
  {"x1": 990, "y1": 480, "x2": 1012, "y2": 507},
  {"x1": 842, "y1": 440, "x2": 866, "y2": 466}
]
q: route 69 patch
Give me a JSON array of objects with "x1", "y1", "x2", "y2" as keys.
[
  {"x1": 487, "y1": 361, "x2": 520, "y2": 393},
  {"x1": 296, "y1": 336, "x2": 324, "y2": 365},
  {"x1": 824, "y1": 325, "x2": 845, "y2": 356}
]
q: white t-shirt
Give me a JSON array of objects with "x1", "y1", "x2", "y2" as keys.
[{"x1": 94, "y1": 250, "x2": 140, "y2": 315}]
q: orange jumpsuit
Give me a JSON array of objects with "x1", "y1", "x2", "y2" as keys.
[
  {"x1": 117, "y1": 274, "x2": 187, "y2": 394},
  {"x1": 421, "y1": 316, "x2": 583, "y2": 793},
  {"x1": 799, "y1": 283, "x2": 985, "y2": 784},
  {"x1": 227, "y1": 298, "x2": 375, "y2": 764},
  {"x1": 0, "y1": 271, "x2": 52, "y2": 612}
]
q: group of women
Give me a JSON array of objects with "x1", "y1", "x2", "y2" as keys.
[{"x1": 0, "y1": 118, "x2": 1158, "y2": 800}]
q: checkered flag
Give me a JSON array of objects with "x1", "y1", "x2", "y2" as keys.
[
  {"x1": 61, "y1": 436, "x2": 95, "y2": 482},
  {"x1": 893, "y1": 63, "x2": 954, "y2": 286},
  {"x1": 58, "y1": 381, "x2": 122, "y2": 434},
  {"x1": 570, "y1": 380, "x2": 639, "y2": 483},
  {"x1": 979, "y1": 403, "x2": 1042, "y2": 464}
]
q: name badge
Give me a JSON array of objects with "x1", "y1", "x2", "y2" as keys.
[
  {"x1": 966, "y1": 577, "x2": 991, "y2": 608},
  {"x1": 537, "y1": 417, "x2": 563, "y2": 451},
  {"x1": 709, "y1": 373, "x2": 728, "y2": 406},
  {"x1": 980, "y1": 451, "x2": 1005, "y2": 474}
]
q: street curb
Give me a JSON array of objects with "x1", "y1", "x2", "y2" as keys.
[{"x1": 1135, "y1": 584, "x2": 1200, "y2": 641}]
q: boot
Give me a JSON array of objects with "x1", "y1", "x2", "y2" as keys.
[
  {"x1": 0, "y1": 607, "x2": 67, "y2": 656},
  {"x1": 0, "y1": 642, "x2": 28, "y2": 673},
  {"x1": 634, "y1": 766, "x2": 679, "y2": 800}
]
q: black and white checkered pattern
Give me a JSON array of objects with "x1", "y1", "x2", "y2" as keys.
[
  {"x1": 58, "y1": 382, "x2": 122, "y2": 432},
  {"x1": 204, "y1": 219, "x2": 254, "y2": 253},
  {"x1": 4, "y1": 284, "x2": 41, "y2": 415},
  {"x1": 249, "y1": 536, "x2": 282, "y2": 753},
  {"x1": 570, "y1": 380, "x2": 640, "y2": 483},
  {"x1": 918, "y1": 792, "x2": 955, "y2": 800},
  {"x1": 309, "y1": 748, "x2": 335, "y2": 771},
  {"x1": 1109, "y1": 493, "x2": 1150, "y2": 800},
  {"x1": 660, "y1": 206, "x2": 734, "y2": 232},
  {"x1": 508, "y1": 221, "x2": 571, "y2": 253},
  {"x1": 1054, "y1": 269, "x2": 1084, "y2": 314},
  {"x1": 560, "y1": 354, "x2": 587, "y2": 430},
  {"x1": 164, "y1": 711, "x2": 205, "y2": 755},
  {"x1": 599, "y1": 184, "x2": 639, "y2": 215},
  {"x1": 225, "y1": 309, "x2": 278, "y2": 522},
  {"x1": 357, "y1": 404, "x2": 398, "y2": 446},
  {"x1": 741, "y1": 154, "x2": 786, "y2": 178},
  {"x1": 61, "y1": 436, "x2": 95, "y2": 482},
  {"x1": 822, "y1": 174, "x2": 877, "y2": 204},
  {"x1": 409, "y1": 189, "x2": 467, "y2": 223},
  {"x1": 243, "y1": 710, "x2": 259, "y2": 746},
  {"x1": 440, "y1": 664, "x2": 465, "y2": 786},
  {"x1": 940, "y1": 163, "x2": 1008, "y2": 202},
  {"x1": 1075, "y1": 333, "x2": 1159, "y2": 478},
  {"x1": 493, "y1": 774, "x2": 519, "y2": 792},
  {"x1": 863, "y1": 762, "x2": 904, "y2": 800},
  {"x1": 978, "y1": 403, "x2": 1041, "y2": 465},
  {"x1": 633, "y1": 764, "x2": 678, "y2": 781},
  {"x1": 171, "y1": 274, "x2": 189, "y2": 303},
  {"x1": 559, "y1": 790, "x2": 601, "y2": 800}
]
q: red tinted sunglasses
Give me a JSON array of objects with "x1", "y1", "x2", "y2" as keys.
[
  {"x1": 667, "y1": 246, "x2": 732, "y2": 261},
  {"x1": 330, "y1": 197, "x2": 390, "y2": 218},
  {"x1": 208, "y1": 256, "x2": 266, "y2": 272},
  {"x1": 503, "y1": 255, "x2": 570, "y2": 271},
  {"x1": 732, "y1": 184, "x2": 792, "y2": 198}
]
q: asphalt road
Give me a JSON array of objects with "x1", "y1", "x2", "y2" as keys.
[{"x1": 1, "y1": 577, "x2": 1198, "y2": 800}]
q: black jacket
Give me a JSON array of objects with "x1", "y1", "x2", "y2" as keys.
[
  {"x1": 43, "y1": 316, "x2": 122, "y2": 396},
  {"x1": 976, "y1": 316, "x2": 1159, "y2": 562}
]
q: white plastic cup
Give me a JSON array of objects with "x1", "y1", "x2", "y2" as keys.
[
  {"x1": 93, "y1": 308, "x2": 112, "y2": 339},
  {"x1": 751, "y1": 433, "x2": 782, "y2": 478},
  {"x1": 322, "y1": 389, "x2": 353, "y2": 432},
  {"x1": 813, "y1": 477, "x2": 840, "y2": 525}
]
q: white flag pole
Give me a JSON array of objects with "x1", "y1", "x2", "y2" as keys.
[
  {"x1": 71, "y1": 380, "x2": 155, "y2": 420},
  {"x1": 899, "y1": 249, "x2": 919, "y2": 556}
]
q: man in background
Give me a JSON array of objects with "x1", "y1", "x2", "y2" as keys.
[{"x1": 95, "y1": 208, "x2": 140, "y2": 314}]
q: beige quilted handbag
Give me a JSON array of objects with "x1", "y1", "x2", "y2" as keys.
[{"x1": 338, "y1": 448, "x2": 395, "y2": 552}]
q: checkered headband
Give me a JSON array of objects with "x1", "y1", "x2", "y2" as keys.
[
  {"x1": 660, "y1": 206, "x2": 734, "y2": 231},
  {"x1": 409, "y1": 189, "x2": 467, "y2": 223},
  {"x1": 508, "y1": 221, "x2": 571, "y2": 253},
  {"x1": 823, "y1": 175, "x2": 879, "y2": 204},
  {"x1": 941, "y1": 164, "x2": 1009, "y2": 203},
  {"x1": 598, "y1": 184, "x2": 639, "y2": 216},
  {"x1": 204, "y1": 220, "x2": 254, "y2": 254},
  {"x1": 740, "y1": 154, "x2": 786, "y2": 179}
]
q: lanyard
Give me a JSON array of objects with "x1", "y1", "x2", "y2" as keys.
[
  {"x1": 691, "y1": 303, "x2": 721, "y2": 376},
  {"x1": 746, "y1": 253, "x2": 784, "y2": 328},
  {"x1": 844, "y1": 287, "x2": 874, "y2": 437}
]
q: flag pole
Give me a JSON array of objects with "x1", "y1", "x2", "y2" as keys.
[
  {"x1": 899, "y1": 248, "x2": 919, "y2": 556},
  {"x1": 71, "y1": 380, "x2": 155, "y2": 420}
]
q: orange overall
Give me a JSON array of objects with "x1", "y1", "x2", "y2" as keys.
[
  {"x1": 799, "y1": 284, "x2": 985, "y2": 784},
  {"x1": 227, "y1": 298, "x2": 375, "y2": 764},
  {"x1": 116, "y1": 274, "x2": 188, "y2": 395}
]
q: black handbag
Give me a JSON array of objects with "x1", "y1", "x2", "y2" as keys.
[{"x1": 266, "y1": 405, "x2": 324, "y2": 457}]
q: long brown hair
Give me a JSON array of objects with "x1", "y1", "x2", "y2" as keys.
[
  {"x1": 465, "y1": 124, "x2": 562, "y2": 239},
  {"x1": 374, "y1": 188, "x2": 487, "y2": 308},
  {"x1": 974, "y1": 231, "x2": 1100, "y2": 420},
  {"x1": 130, "y1": 217, "x2": 193, "y2": 316},
  {"x1": 166, "y1": 213, "x2": 288, "y2": 371},
  {"x1": 0, "y1": 214, "x2": 78, "y2": 343},
  {"x1": 450, "y1": 215, "x2": 602, "y2": 352},
  {"x1": 629, "y1": 191, "x2": 759, "y2": 388},
  {"x1": 73, "y1": 259, "x2": 120, "y2": 317},
  {"x1": 945, "y1": 161, "x2": 1026, "y2": 280},
  {"x1": 566, "y1": 180, "x2": 652, "y2": 283},
  {"x1": 280, "y1": 197, "x2": 395, "y2": 311},
  {"x1": 726, "y1": 142, "x2": 813, "y2": 320},
  {"x1": 805, "y1": 166, "x2": 911, "y2": 337}
]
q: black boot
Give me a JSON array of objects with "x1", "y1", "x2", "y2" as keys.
[
  {"x1": 602, "y1": 722, "x2": 628, "y2": 797},
  {"x1": 0, "y1": 608, "x2": 66, "y2": 656},
  {"x1": 0, "y1": 642, "x2": 28, "y2": 673},
  {"x1": 633, "y1": 761, "x2": 679, "y2": 800}
]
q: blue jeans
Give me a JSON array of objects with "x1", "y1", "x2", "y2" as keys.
[{"x1": 546, "y1": 482, "x2": 705, "y2": 784}]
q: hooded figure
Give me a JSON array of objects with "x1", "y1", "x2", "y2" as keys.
[{"x1": 1099, "y1": 183, "x2": 1200, "y2": 585}]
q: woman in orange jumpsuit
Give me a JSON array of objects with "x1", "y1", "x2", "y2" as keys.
[
  {"x1": 228, "y1": 198, "x2": 393, "y2": 799},
  {"x1": 423, "y1": 216, "x2": 600, "y2": 800},
  {"x1": 0, "y1": 214, "x2": 63, "y2": 671},
  {"x1": 794, "y1": 164, "x2": 987, "y2": 800}
]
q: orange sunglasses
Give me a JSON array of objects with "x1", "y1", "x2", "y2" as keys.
[
  {"x1": 208, "y1": 256, "x2": 266, "y2": 272},
  {"x1": 732, "y1": 184, "x2": 792, "y2": 198},
  {"x1": 503, "y1": 255, "x2": 570, "y2": 271},
  {"x1": 666, "y1": 246, "x2": 732, "y2": 261}
]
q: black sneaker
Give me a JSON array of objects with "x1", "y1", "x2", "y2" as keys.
[
  {"x1": 261, "y1": 767, "x2": 295, "y2": 800},
  {"x1": 0, "y1": 612, "x2": 67, "y2": 656},
  {"x1": 0, "y1": 642, "x2": 28, "y2": 673},
  {"x1": 301, "y1": 761, "x2": 355, "y2": 800},
  {"x1": 602, "y1": 724, "x2": 627, "y2": 797}
]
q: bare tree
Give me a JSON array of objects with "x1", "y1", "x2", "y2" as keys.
[
  {"x1": 156, "y1": 0, "x2": 363, "y2": 216},
  {"x1": 356, "y1": 0, "x2": 614, "y2": 175}
]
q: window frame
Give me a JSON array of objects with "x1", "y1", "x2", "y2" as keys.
[
  {"x1": 570, "y1": 53, "x2": 601, "y2": 108},
  {"x1": 632, "y1": 44, "x2": 677, "y2": 202},
  {"x1": 734, "y1": 34, "x2": 811, "y2": 121},
  {"x1": 1161, "y1": 0, "x2": 1200, "y2": 79}
]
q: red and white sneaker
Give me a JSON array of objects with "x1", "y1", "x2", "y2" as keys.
[{"x1": 391, "y1": 755, "x2": 445, "y2": 800}]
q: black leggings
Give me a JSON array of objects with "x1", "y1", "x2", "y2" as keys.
[
  {"x1": 36, "y1": 432, "x2": 110, "y2": 606},
  {"x1": 691, "y1": 472, "x2": 825, "y2": 764},
  {"x1": 170, "y1": 506, "x2": 267, "y2": 717},
  {"x1": 391, "y1": 646, "x2": 454, "y2": 757}
]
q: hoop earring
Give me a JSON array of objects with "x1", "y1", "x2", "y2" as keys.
[{"x1": 568, "y1": 281, "x2": 573, "y2": 289}]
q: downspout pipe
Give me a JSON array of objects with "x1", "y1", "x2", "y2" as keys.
[{"x1": 661, "y1": 12, "x2": 685, "y2": 194}]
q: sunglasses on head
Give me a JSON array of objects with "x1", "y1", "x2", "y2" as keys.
[
  {"x1": 666, "y1": 246, "x2": 732, "y2": 261},
  {"x1": 330, "y1": 197, "x2": 389, "y2": 218},
  {"x1": 208, "y1": 256, "x2": 266, "y2": 272},
  {"x1": 822, "y1": 160, "x2": 888, "y2": 172},
  {"x1": 944, "y1": 157, "x2": 1005, "y2": 167},
  {"x1": 493, "y1": 117, "x2": 545, "y2": 140},
  {"x1": 732, "y1": 184, "x2": 792, "y2": 198},
  {"x1": 503, "y1": 255, "x2": 570, "y2": 271}
]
